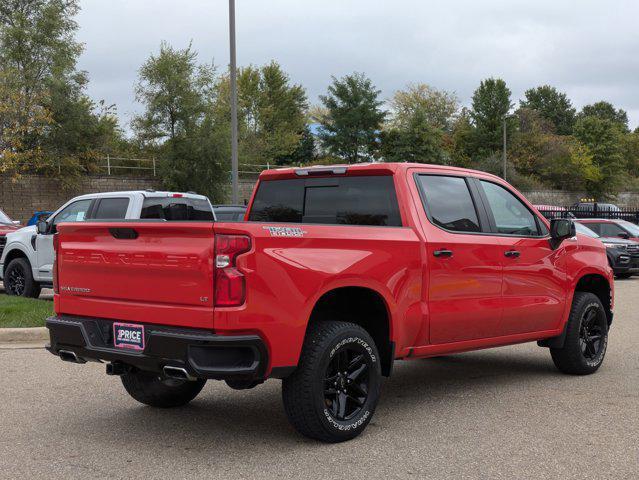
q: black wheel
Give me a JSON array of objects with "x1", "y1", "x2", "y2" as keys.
[
  {"x1": 121, "y1": 370, "x2": 206, "y2": 408},
  {"x1": 614, "y1": 273, "x2": 633, "y2": 279},
  {"x1": 4, "y1": 258, "x2": 41, "y2": 298},
  {"x1": 282, "y1": 321, "x2": 381, "y2": 443},
  {"x1": 550, "y1": 292, "x2": 608, "y2": 375}
]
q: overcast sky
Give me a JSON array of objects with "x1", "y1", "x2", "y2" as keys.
[{"x1": 76, "y1": 0, "x2": 639, "y2": 132}]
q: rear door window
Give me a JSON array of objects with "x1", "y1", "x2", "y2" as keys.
[
  {"x1": 416, "y1": 175, "x2": 481, "y2": 233},
  {"x1": 249, "y1": 176, "x2": 402, "y2": 226},
  {"x1": 140, "y1": 197, "x2": 213, "y2": 221},
  {"x1": 91, "y1": 198, "x2": 129, "y2": 219}
]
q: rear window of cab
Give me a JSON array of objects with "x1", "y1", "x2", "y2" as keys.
[{"x1": 248, "y1": 176, "x2": 402, "y2": 226}]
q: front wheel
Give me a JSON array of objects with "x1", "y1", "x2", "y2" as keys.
[
  {"x1": 121, "y1": 370, "x2": 206, "y2": 408},
  {"x1": 550, "y1": 292, "x2": 609, "y2": 375},
  {"x1": 282, "y1": 320, "x2": 381, "y2": 443},
  {"x1": 4, "y1": 258, "x2": 41, "y2": 298}
]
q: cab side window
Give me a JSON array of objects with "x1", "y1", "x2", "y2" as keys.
[
  {"x1": 52, "y1": 199, "x2": 92, "y2": 227},
  {"x1": 480, "y1": 181, "x2": 540, "y2": 236},
  {"x1": 597, "y1": 223, "x2": 625, "y2": 238},
  {"x1": 92, "y1": 198, "x2": 129, "y2": 219},
  {"x1": 416, "y1": 175, "x2": 481, "y2": 233}
]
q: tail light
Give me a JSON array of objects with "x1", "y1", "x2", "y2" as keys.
[
  {"x1": 214, "y1": 234, "x2": 250, "y2": 306},
  {"x1": 52, "y1": 233, "x2": 59, "y2": 294}
]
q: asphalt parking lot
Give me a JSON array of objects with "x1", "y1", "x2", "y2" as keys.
[{"x1": 1, "y1": 280, "x2": 638, "y2": 480}]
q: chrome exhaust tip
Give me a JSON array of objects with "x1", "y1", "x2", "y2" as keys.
[
  {"x1": 163, "y1": 365, "x2": 197, "y2": 381},
  {"x1": 58, "y1": 349, "x2": 86, "y2": 364}
]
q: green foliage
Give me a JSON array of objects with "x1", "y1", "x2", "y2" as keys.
[
  {"x1": 579, "y1": 101, "x2": 629, "y2": 132},
  {"x1": 573, "y1": 116, "x2": 626, "y2": 196},
  {"x1": 381, "y1": 110, "x2": 446, "y2": 164},
  {"x1": 389, "y1": 83, "x2": 458, "y2": 132},
  {"x1": 134, "y1": 42, "x2": 225, "y2": 201},
  {"x1": 0, "y1": 0, "x2": 123, "y2": 181},
  {"x1": 520, "y1": 85, "x2": 576, "y2": 135},
  {"x1": 469, "y1": 78, "x2": 514, "y2": 157},
  {"x1": 318, "y1": 73, "x2": 385, "y2": 163}
]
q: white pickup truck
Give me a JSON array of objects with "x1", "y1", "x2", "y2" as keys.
[{"x1": 0, "y1": 190, "x2": 214, "y2": 297}]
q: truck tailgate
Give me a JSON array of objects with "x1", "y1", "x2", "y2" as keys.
[{"x1": 55, "y1": 222, "x2": 216, "y2": 329}]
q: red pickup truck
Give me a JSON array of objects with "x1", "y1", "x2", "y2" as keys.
[{"x1": 46, "y1": 163, "x2": 613, "y2": 442}]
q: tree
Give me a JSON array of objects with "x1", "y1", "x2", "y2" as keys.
[
  {"x1": 469, "y1": 78, "x2": 514, "y2": 157},
  {"x1": 388, "y1": 83, "x2": 458, "y2": 132},
  {"x1": 212, "y1": 61, "x2": 308, "y2": 166},
  {"x1": 318, "y1": 73, "x2": 385, "y2": 163},
  {"x1": 0, "y1": 0, "x2": 121, "y2": 179},
  {"x1": 579, "y1": 101, "x2": 629, "y2": 132},
  {"x1": 380, "y1": 110, "x2": 446, "y2": 164},
  {"x1": 133, "y1": 41, "x2": 214, "y2": 143},
  {"x1": 520, "y1": 85, "x2": 576, "y2": 135},
  {"x1": 573, "y1": 116, "x2": 626, "y2": 196},
  {"x1": 134, "y1": 42, "x2": 225, "y2": 201}
]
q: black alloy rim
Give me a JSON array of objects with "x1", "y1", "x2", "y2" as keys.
[
  {"x1": 579, "y1": 306, "x2": 604, "y2": 360},
  {"x1": 324, "y1": 347, "x2": 370, "y2": 421},
  {"x1": 7, "y1": 265, "x2": 25, "y2": 296}
]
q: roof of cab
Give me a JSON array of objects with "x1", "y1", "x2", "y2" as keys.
[
  {"x1": 70, "y1": 190, "x2": 209, "y2": 201},
  {"x1": 258, "y1": 162, "x2": 504, "y2": 183}
]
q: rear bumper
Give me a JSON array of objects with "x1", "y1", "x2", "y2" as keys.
[{"x1": 46, "y1": 315, "x2": 269, "y2": 381}]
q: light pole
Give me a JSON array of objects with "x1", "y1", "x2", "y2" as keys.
[
  {"x1": 229, "y1": 0, "x2": 239, "y2": 204},
  {"x1": 502, "y1": 113, "x2": 516, "y2": 181}
]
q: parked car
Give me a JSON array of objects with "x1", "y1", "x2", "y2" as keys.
[
  {"x1": 0, "y1": 191, "x2": 214, "y2": 297},
  {"x1": 212, "y1": 204, "x2": 246, "y2": 222},
  {"x1": 533, "y1": 205, "x2": 575, "y2": 220},
  {"x1": 574, "y1": 222, "x2": 639, "y2": 279},
  {"x1": 26, "y1": 211, "x2": 53, "y2": 226},
  {"x1": 0, "y1": 208, "x2": 21, "y2": 264},
  {"x1": 578, "y1": 218, "x2": 639, "y2": 242},
  {"x1": 46, "y1": 163, "x2": 613, "y2": 443},
  {"x1": 570, "y1": 202, "x2": 638, "y2": 222}
]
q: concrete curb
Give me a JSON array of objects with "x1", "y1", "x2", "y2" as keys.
[{"x1": 0, "y1": 327, "x2": 48, "y2": 344}]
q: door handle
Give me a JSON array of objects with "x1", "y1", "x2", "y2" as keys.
[
  {"x1": 433, "y1": 249, "x2": 453, "y2": 258},
  {"x1": 109, "y1": 228, "x2": 139, "y2": 240},
  {"x1": 504, "y1": 250, "x2": 520, "y2": 258}
]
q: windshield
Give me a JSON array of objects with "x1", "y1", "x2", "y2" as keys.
[
  {"x1": 618, "y1": 220, "x2": 639, "y2": 236},
  {"x1": 0, "y1": 208, "x2": 12, "y2": 225},
  {"x1": 575, "y1": 222, "x2": 599, "y2": 238}
]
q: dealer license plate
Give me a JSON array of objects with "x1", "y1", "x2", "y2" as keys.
[{"x1": 113, "y1": 322, "x2": 145, "y2": 351}]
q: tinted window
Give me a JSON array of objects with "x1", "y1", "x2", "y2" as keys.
[
  {"x1": 53, "y1": 199, "x2": 92, "y2": 226},
  {"x1": 417, "y1": 175, "x2": 481, "y2": 232},
  {"x1": 480, "y1": 181, "x2": 539, "y2": 236},
  {"x1": 92, "y1": 198, "x2": 129, "y2": 219},
  {"x1": 140, "y1": 197, "x2": 213, "y2": 221},
  {"x1": 249, "y1": 176, "x2": 402, "y2": 226},
  {"x1": 597, "y1": 222, "x2": 626, "y2": 238}
]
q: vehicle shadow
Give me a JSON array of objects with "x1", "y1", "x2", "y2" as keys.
[{"x1": 59, "y1": 348, "x2": 561, "y2": 449}]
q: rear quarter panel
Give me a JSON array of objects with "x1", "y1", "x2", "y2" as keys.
[{"x1": 213, "y1": 222, "x2": 423, "y2": 369}]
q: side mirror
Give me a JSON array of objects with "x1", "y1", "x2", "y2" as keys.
[
  {"x1": 37, "y1": 220, "x2": 49, "y2": 235},
  {"x1": 618, "y1": 232, "x2": 630, "y2": 239},
  {"x1": 550, "y1": 218, "x2": 575, "y2": 248}
]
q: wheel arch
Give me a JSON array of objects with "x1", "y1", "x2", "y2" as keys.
[
  {"x1": 574, "y1": 273, "x2": 612, "y2": 326},
  {"x1": 306, "y1": 286, "x2": 395, "y2": 377},
  {"x1": 2, "y1": 246, "x2": 32, "y2": 277}
]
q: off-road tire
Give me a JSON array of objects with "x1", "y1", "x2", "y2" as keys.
[
  {"x1": 550, "y1": 292, "x2": 609, "y2": 375},
  {"x1": 121, "y1": 370, "x2": 206, "y2": 408},
  {"x1": 4, "y1": 258, "x2": 41, "y2": 298},
  {"x1": 282, "y1": 320, "x2": 382, "y2": 443}
]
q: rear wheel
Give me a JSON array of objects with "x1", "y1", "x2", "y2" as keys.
[
  {"x1": 4, "y1": 258, "x2": 41, "y2": 298},
  {"x1": 550, "y1": 292, "x2": 609, "y2": 375},
  {"x1": 282, "y1": 320, "x2": 381, "y2": 443},
  {"x1": 121, "y1": 370, "x2": 206, "y2": 408}
]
